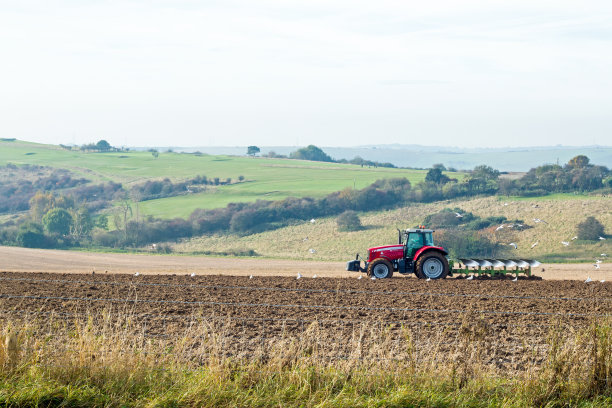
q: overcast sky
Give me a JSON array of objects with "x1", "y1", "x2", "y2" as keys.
[{"x1": 1, "y1": 0, "x2": 612, "y2": 148}]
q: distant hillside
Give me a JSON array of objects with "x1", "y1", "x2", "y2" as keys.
[{"x1": 154, "y1": 145, "x2": 612, "y2": 172}]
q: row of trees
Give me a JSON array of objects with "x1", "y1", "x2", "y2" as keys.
[{"x1": 251, "y1": 145, "x2": 396, "y2": 168}]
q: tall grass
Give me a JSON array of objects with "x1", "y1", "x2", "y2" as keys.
[{"x1": 0, "y1": 311, "x2": 610, "y2": 407}]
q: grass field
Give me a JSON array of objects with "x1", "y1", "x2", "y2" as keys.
[
  {"x1": 176, "y1": 195, "x2": 612, "y2": 263},
  {"x1": 0, "y1": 139, "x2": 454, "y2": 219}
]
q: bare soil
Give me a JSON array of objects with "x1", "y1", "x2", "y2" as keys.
[{"x1": 0, "y1": 270, "x2": 610, "y2": 371}]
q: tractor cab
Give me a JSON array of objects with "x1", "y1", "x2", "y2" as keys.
[
  {"x1": 402, "y1": 229, "x2": 435, "y2": 258},
  {"x1": 346, "y1": 227, "x2": 450, "y2": 280}
]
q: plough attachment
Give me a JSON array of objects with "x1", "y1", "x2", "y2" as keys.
[{"x1": 453, "y1": 259, "x2": 541, "y2": 278}]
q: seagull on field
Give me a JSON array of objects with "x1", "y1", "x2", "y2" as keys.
[
  {"x1": 509, "y1": 243, "x2": 518, "y2": 249},
  {"x1": 455, "y1": 212, "x2": 463, "y2": 218},
  {"x1": 249, "y1": 275, "x2": 253, "y2": 279},
  {"x1": 357, "y1": 275, "x2": 363, "y2": 280},
  {"x1": 312, "y1": 274, "x2": 317, "y2": 278},
  {"x1": 303, "y1": 237, "x2": 308, "y2": 241},
  {"x1": 426, "y1": 277, "x2": 431, "y2": 282},
  {"x1": 371, "y1": 276, "x2": 377, "y2": 280},
  {"x1": 496, "y1": 224, "x2": 505, "y2": 231},
  {"x1": 532, "y1": 204, "x2": 539, "y2": 208},
  {"x1": 134, "y1": 272, "x2": 140, "y2": 277},
  {"x1": 531, "y1": 242, "x2": 539, "y2": 249},
  {"x1": 512, "y1": 277, "x2": 518, "y2": 282},
  {"x1": 594, "y1": 264, "x2": 600, "y2": 270},
  {"x1": 585, "y1": 276, "x2": 593, "y2": 283},
  {"x1": 504, "y1": 203, "x2": 509, "y2": 206},
  {"x1": 571, "y1": 236, "x2": 578, "y2": 240},
  {"x1": 533, "y1": 218, "x2": 548, "y2": 224},
  {"x1": 190, "y1": 273, "x2": 196, "y2": 277},
  {"x1": 561, "y1": 241, "x2": 570, "y2": 247},
  {"x1": 310, "y1": 219, "x2": 316, "y2": 224},
  {"x1": 602, "y1": 254, "x2": 608, "y2": 257},
  {"x1": 601, "y1": 280, "x2": 606, "y2": 283},
  {"x1": 309, "y1": 248, "x2": 316, "y2": 254},
  {"x1": 466, "y1": 275, "x2": 474, "y2": 280},
  {"x1": 596, "y1": 260, "x2": 602, "y2": 264},
  {"x1": 599, "y1": 236, "x2": 606, "y2": 240},
  {"x1": 297, "y1": 272, "x2": 302, "y2": 279}
]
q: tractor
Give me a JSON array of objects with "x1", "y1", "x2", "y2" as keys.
[{"x1": 346, "y1": 228, "x2": 450, "y2": 279}]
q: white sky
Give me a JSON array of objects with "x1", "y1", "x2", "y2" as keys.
[{"x1": 1, "y1": 0, "x2": 612, "y2": 148}]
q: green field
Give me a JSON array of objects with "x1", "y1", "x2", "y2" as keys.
[{"x1": 1, "y1": 139, "x2": 461, "y2": 219}]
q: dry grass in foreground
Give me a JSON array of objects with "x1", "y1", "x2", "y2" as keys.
[{"x1": 0, "y1": 312, "x2": 610, "y2": 407}]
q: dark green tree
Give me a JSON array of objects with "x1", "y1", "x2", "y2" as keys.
[
  {"x1": 289, "y1": 145, "x2": 334, "y2": 162},
  {"x1": 42, "y1": 208, "x2": 74, "y2": 235},
  {"x1": 96, "y1": 140, "x2": 112, "y2": 152},
  {"x1": 247, "y1": 146, "x2": 260, "y2": 156},
  {"x1": 17, "y1": 222, "x2": 48, "y2": 248},
  {"x1": 425, "y1": 168, "x2": 450, "y2": 184}
]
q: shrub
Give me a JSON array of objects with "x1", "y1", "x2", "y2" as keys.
[
  {"x1": 337, "y1": 210, "x2": 362, "y2": 232},
  {"x1": 576, "y1": 216, "x2": 605, "y2": 241},
  {"x1": 42, "y1": 208, "x2": 73, "y2": 235}
]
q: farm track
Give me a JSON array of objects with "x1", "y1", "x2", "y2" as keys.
[{"x1": 1, "y1": 272, "x2": 610, "y2": 370}]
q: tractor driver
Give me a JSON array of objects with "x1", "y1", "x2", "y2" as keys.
[{"x1": 406, "y1": 232, "x2": 423, "y2": 257}]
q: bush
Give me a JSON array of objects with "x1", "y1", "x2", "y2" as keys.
[
  {"x1": 576, "y1": 216, "x2": 605, "y2": 241},
  {"x1": 42, "y1": 208, "x2": 73, "y2": 235},
  {"x1": 337, "y1": 211, "x2": 362, "y2": 232}
]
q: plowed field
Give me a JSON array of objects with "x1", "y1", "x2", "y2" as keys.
[{"x1": 1, "y1": 272, "x2": 610, "y2": 371}]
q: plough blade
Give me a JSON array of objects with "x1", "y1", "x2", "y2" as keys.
[{"x1": 453, "y1": 257, "x2": 539, "y2": 278}]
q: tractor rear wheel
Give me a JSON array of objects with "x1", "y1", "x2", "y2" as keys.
[
  {"x1": 415, "y1": 252, "x2": 449, "y2": 279},
  {"x1": 367, "y1": 258, "x2": 394, "y2": 279}
]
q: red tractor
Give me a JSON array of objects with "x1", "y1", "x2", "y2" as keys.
[{"x1": 346, "y1": 228, "x2": 450, "y2": 279}]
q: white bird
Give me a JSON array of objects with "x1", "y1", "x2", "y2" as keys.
[
  {"x1": 455, "y1": 212, "x2": 463, "y2": 218},
  {"x1": 561, "y1": 241, "x2": 570, "y2": 247},
  {"x1": 601, "y1": 280, "x2": 606, "y2": 283},
  {"x1": 297, "y1": 272, "x2": 302, "y2": 279},
  {"x1": 601, "y1": 254, "x2": 608, "y2": 257},
  {"x1": 509, "y1": 243, "x2": 518, "y2": 249},
  {"x1": 533, "y1": 218, "x2": 547, "y2": 224},
  {"x1": 357, "y1": 275, "x2": 363, "y2": 280},
  {"x1": 312, "y1": 274, "x2": 317, "y2": 278},
  {"x1": 303, "y1": 237, "x2": 308, "y2": 241},
  {"x1": 134, "y1": 272, "x2": 140, "y2": 277},
  {"x1": 532, "y1": 204, "x2": 539, "y2": 208},
  {"x1": 310, "y1": 219, "x2": 316, "y2": 224},
  {"x1": 512, "y1": 277, "x2": 518, "y2": 282},
  {"x1": 466, "y1": 275, "x2": 474, "y2": 280},
  {"x1": 426, "y1": 277, "x2": 431, "y2": 282},
  {"x1": 371, "y1": 276, "x2": 377, "y2": 280},
  {"x1": 531, "y1": 242, "x2": 539, "y2": 249},
  {"x1": 190, "y1": 273, "x2": 196, "y2": 277},
  {"x1": 571, "y1": 236, "x2": 578, "y2": 240},
  {"x1": 249, "y1": 275, "x2": 253, "y2": 279},
  {"x1": 504, "y1": 202, "x2": 509, "y2": 206},
  {"x1": 596, "y1": 260, "x2": 602, "y2": 264},
  {"x1": 309, "y1": 248, "x2": 316, "y2": 254},
  {"x1": 585, "y1": 277, "x2": 592, "y2": 283},
  {"x1": 599, "y1": 236, "x2": 606, "y2": 240},
  {"x1": 496, "y1": 224, "x2": 505, "y2": 231},
  {"x1": 594, "y1": 264, "x2": 600, "y2": 270}
]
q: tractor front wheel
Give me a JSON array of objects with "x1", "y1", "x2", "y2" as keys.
[
  {"x1": 415, "y1": 252, "x2": 449, "y2": 279},
  {"x1": 367, "y1": 258, "x2": 394, "y2": 279}
]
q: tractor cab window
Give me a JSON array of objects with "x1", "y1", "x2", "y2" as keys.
[
  {"x1": 423, "y1": 232, "x2": 434, "y2": 246},
  {"x1": 406, "y1": 233, "x2": 423, "y2": 248}
]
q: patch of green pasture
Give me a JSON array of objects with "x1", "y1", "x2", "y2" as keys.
[{"x1": 0, "y1": 140, "x2": 466, "y2": 219}]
